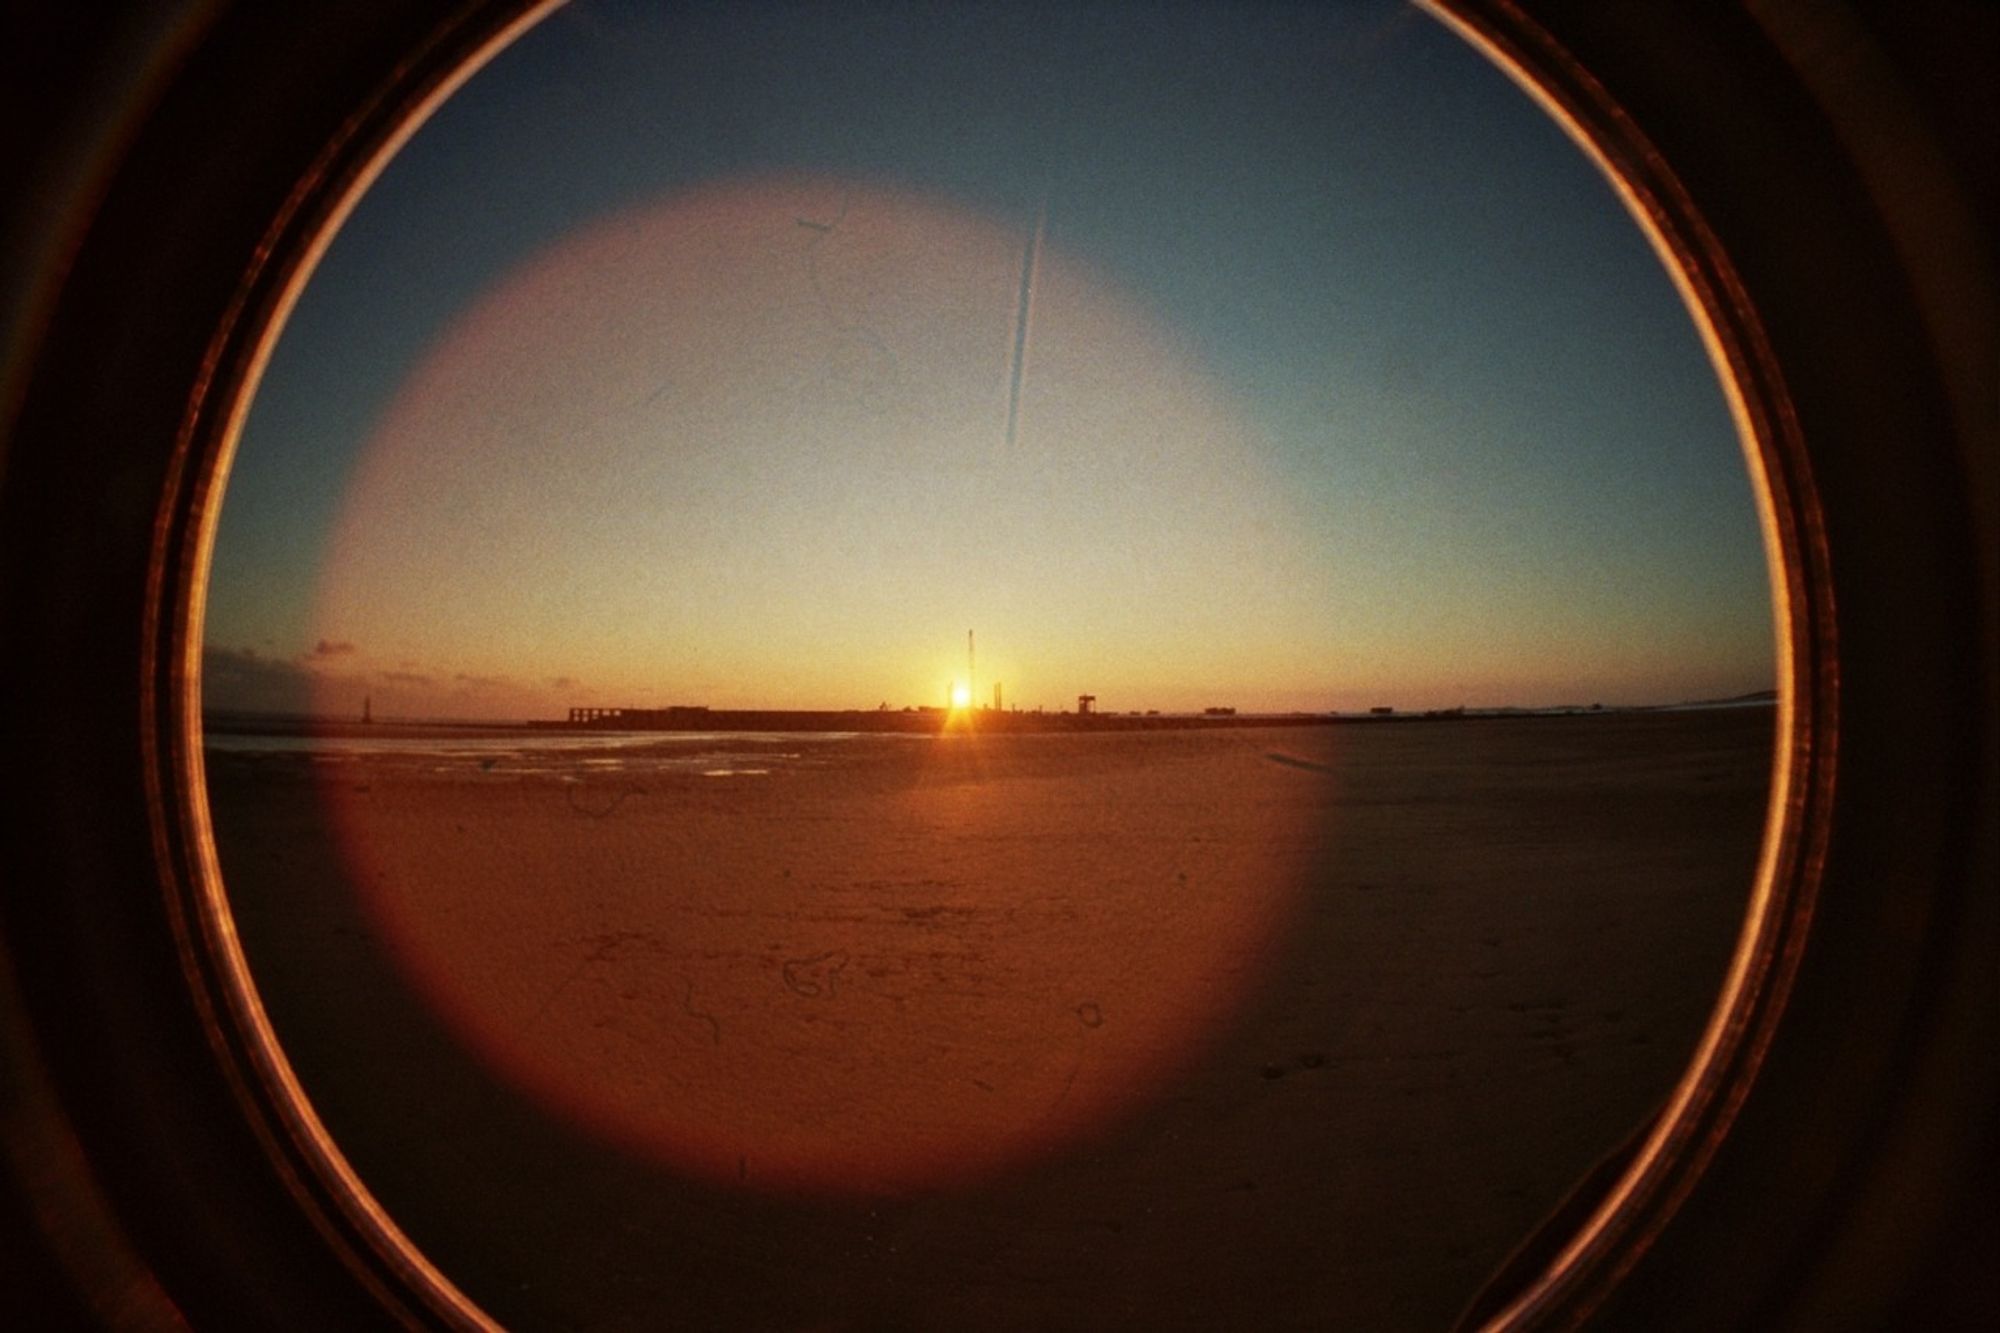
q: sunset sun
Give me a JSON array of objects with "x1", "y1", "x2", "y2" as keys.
[{"x1": 950, "y1": 682, "x2": 972, "y2": 710}]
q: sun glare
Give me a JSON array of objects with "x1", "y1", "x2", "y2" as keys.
[{"x1": 950, "y1": 683, "x2": 972, "y2": 710}]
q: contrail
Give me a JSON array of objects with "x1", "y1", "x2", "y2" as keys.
[{"x1": 1003, "y1": 196, "x2": 1047, "y2": 451}]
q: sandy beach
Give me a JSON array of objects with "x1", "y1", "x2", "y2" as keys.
[{"x1": 204, "y1": 706, "x2": 1771, "y2": 1330}]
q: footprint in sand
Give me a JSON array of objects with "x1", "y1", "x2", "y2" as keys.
[{"x1": 782, "y1": 949, "x2": 850, "y2": 998}]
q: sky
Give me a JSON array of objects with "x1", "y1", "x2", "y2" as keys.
[{"x1": 201, "y1": 0, "x2": 1774, "y2": 722}]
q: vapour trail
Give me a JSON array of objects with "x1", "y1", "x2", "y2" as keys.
[{"x1": 1003, "y1": 196, "x2": 1047, "y2": 451}]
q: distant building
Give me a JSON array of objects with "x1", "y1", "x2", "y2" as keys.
[
  {"x1": 1077, "y1": 693, "x2": 1096, "y2": 715},
  {"x1": 1370, "y1": 706, "x2": 1394, "y2": 716},
  {"x1": 993, "y1": 682, "x2": 1002, "y2": 711}
]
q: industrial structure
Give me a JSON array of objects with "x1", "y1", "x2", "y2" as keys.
[{"x1": 542, "y1": 631, "x2": 1344, "y2": 735}]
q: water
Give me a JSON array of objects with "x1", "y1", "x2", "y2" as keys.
[{"x1": 200, "y1": 729, "x2": 874, "y2": 778}]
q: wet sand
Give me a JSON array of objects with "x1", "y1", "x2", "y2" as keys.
[{"x1": 205, "y1": 707, "x2": 1772, "y2": 1330}]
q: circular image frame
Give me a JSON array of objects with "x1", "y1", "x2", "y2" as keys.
[{"x1": 1, "y1": 2, "x2": 1991, "y2": 1328}]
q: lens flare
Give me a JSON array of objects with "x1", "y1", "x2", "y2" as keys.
[{"x1": 308, "y1": 175, "x2": 1325, "y2": 1196}]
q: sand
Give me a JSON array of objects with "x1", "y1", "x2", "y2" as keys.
[{"x1": 204, "y1": 707, "x2": 1772, "y2": 1330}]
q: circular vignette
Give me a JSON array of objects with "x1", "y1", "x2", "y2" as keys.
[
  {"x1": 1433, "y1": 3, "x2": 1996, "y2": 1329},
  {"x1": 6, "y1": 2, "x2": 558, "y2": 1328},
  {"x1": 0, "y1": 2, "x2": 1991, "y2": 1329}
]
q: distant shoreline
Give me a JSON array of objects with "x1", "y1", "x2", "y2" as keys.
[{"x1": 203, "y1": 693, "x2": 1776, "y2": 740}]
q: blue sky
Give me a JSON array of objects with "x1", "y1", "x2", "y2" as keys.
[{"x1": 204, "y1": 0, "x2": 1772, "y2": 719}]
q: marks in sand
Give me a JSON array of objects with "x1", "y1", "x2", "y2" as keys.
[
  {"x1": 782, "y1": 948, "x2": 850, "y2": 998},
  {"x1": 564, "y1": 781, "x2": 646, "y2": 819}
]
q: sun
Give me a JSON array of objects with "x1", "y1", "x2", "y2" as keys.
[{"x1": 950, "y1": 682, "x2": 972, "y2": 710}]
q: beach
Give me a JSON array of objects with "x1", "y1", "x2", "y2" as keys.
[{"x1": 205, "y1": 706, "x2": 1772, "y2": 1330}]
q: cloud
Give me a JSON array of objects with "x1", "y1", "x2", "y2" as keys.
[
  {"x1": 203, "y1": 646, "x2": 568, "y2": 721},
  {"x1": 202, "y1": 645, "x2": 317, "y2": 715}
]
